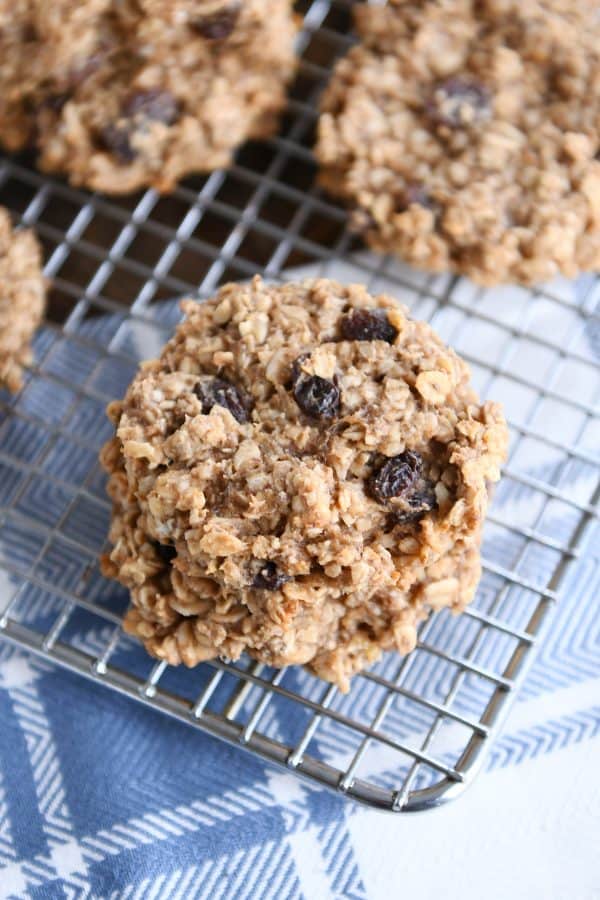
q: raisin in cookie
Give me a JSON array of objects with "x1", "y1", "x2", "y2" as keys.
[
  {"x1": 0, "y1": 0, "x2": 296, "y2": 194},
  {"x1": 0, "y1": 209, "x2": 46, "y2": 393},
  {"x1": 100, "y1": 277, "x2": 507, "y2": 690},
  {"x1": 316, "y1": 0, "x2": 600, "y2": 285}
]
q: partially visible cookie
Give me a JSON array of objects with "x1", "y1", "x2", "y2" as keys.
[
  {"x1": 0, "y1": 0, "x2": 297, "y2": 194},
  {"x1": 0, "y1": 0, "x2": 109, "y2": 151},
  {"x1": 0, "y1": 209, "x2": 46, "y2": 393},
  {"x1": 100, "y1": 276, "x2": 507, "y2": 690},
  {"x1": 316, "y1": 0, "x2": 600, "y2": 285}
]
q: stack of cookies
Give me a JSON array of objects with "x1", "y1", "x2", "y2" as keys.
[{"x1": 100, "y1": 278, "x2": 508, "y2": 690}]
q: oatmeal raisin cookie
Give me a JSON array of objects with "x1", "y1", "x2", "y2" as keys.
[
  {"x1": 101, "y1": 277, "x2": 508, "y2": 690},
  {"x1": 316, "y1": 0, "x2": 600, "y2": 285},
  {"x1": 0, "y1": 208, "x2": 46, "y2": 393},
  {"x1": 0, "y1": 0, "x2": 296, "y2": 194}
]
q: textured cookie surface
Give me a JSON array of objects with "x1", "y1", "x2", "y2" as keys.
[
  {"x1": 316, "y1": 0, "x2": 600, "y2": 285},
  {"x1": 0, "y1": 209, "x2": 46, "y2": 393},
  {"x1": 0, "y1": 0, "x2": 296, "y2": 194},
  {"x1": 101, "y1": 277, "x2": 507, "y2": 690}
]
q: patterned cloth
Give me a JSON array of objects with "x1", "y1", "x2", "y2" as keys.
[
  {"x1": 0, "y1": 556, "x2": 598, "y2": 900},
  {"x1": 0, "y1": 264, "x2": 599, "y2": 899}
]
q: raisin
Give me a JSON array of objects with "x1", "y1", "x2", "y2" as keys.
[
  {"x1": 289, "y1": 355, "x2": 341, "y2": 420},
  {"x1": 194, "y1": 376, "x2": 252, "y2": 424},
  {"x1": 293, "y1": 373, "x2": 340, "y2": 420},
  {"x1": 252, "y1": 560, "x2": 290, "y2": 591},
  {"x1": 154, "y1": 541, "x2": 177, "y2": 563},
  {"x1": 41, "y1": 93, "x2": 70, "y2": 114},
  {"x1": 100, "y1": 89, "x2": 179, "y2": 162},
  {"x1": 390, "y1": 482, "x2": 437, "y2": 524},
  {"x1": 192, "y1": 3, "x2": 240, "y2": 40},
  {"x1": 427, "y1": 78, "x2": 491, "y2": 128},
  {"x1": 340, "y1": 308, "x2": 398, "y2": 344},
  {"x1": 122, "y1": 89, "x2": 180, "y2": 126},
  {"x1": 367, "y1": 451, "x2": 422, "y2": 504},
  {"x1": 100, "y1": 123, "x2": 137, "y2": 162},
  {"x1": 22, "y1": 24, "x2": 38, "y2": 42}
]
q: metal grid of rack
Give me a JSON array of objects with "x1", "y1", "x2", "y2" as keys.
[{"x1": 0, "y1": 0, "x2": 598, "y2": 811}]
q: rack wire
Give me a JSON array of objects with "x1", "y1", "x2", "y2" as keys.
[{"x1": 0, "y1": 0, "x2": 598, "y2": 812}]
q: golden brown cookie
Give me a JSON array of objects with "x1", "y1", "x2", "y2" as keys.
[
  {"x1": 316, "y1": 0, "x2": 600, "y2": 285},
  {"x1": 0, "y1": 208, "x2": 46, "y2": 393},
  {"x1": 0, "y1": 0, "x2": 297, "y2": 193},
  {"x1": 100, "y1": 277, "x2": 508, "y2": 690}
]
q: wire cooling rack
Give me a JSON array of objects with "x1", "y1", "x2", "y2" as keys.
[{"x1": 1, "y1": 0, "x2": 599, "y2": 812}]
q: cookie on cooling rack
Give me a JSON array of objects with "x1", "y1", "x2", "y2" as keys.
[
  {"x1": 100, "y1": 276, "x2": 507, "y2": 691},
  {"x1": 0, "y1": 0, "x2": 296, "y2": 194},
  {"x1": 316, "y1": 0, "x2": 600, "y2": 285},
  {"x1": 0, "y1": 208, "x2": 46, "y2": 393}
]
